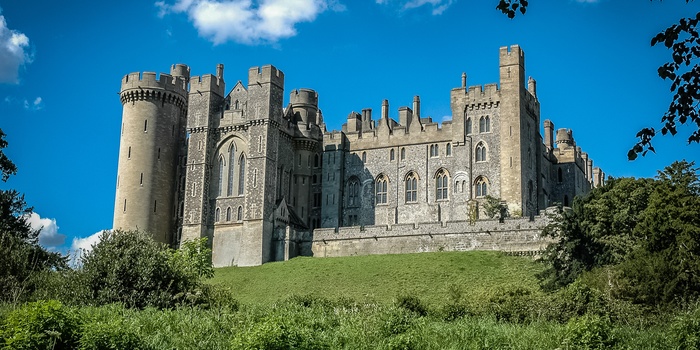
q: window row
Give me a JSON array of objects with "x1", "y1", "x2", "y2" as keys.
[
  {"x1": 466, "y1": 115, "x2": 491, "y2": 134},
  {"x1": 353, "y1": 172, "x2": 490, "y2": 205},
  {"x1": 214, "y1": 206, "x2": 243, "y2": 222}
]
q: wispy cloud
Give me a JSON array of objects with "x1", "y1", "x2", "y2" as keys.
[
  {"x1": 23, "y1": 96, "x2": 43, "y2": 111},
  {"x1": 377, "y1": 0, "x2": 454, "y2": 15},
  {"x1": 0, "y1": 7, "x2": 32, "y2": 84},
  {"x1": 26, "y1": 212, "x2": 66, "y2": 248},
  {"x1": 68, "y1": 230, "x2": 106, "y2": 266},
  {"x1": 156, "y1": 0, "x2": 345, "y2": 45},
  {"x1": 575, "y1": 0, "x2": 599, "y2": 3}
]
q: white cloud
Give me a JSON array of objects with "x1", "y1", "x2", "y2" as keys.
[
  {"x1": 0, "y1": 8, "x2": 32, "y2": 84},
  {"x1": 377, "y1": 0, "x2": 454, "y2": 15},
  {"x1": 157, "y1": 0, "x2": 343, "y2": 45},
  {"x1": 22, "y1": 96, "x2": 43, "y2": 111},
  {"x1": 68, "y1": 230, "x2": 107, "y2": 266},
  {"x1": 25, "y1": 212, "x2": 66, "y2": 247}
]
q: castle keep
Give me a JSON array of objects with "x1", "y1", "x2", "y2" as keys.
[{"x1": 113, "y1": 45, "x2": 604, "y2": 266}]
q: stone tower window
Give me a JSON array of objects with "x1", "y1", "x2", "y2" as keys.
[
  {"x1": 348, "y1": 179, "x2": 359, "y2": 206},
  {"x1": 466, "y1": 117, "x2": 472, "y2": 135},
  {"x1": 314, "y1": 154, "x2": 320, "y2": 168},
  {"x1": 237, "y1": 206, "x2": 243, "y2": 221},
  {"x1": 400, "y1": 148, "x2": 405, "y2": 160},
  {"x1": 226, "y1": 207, "x2": 232, "y2": 221},
  {"x1": 144, "y1": 119, "x2": 148, "y2": 132},
  {"x1": 238, "y1": 154, "x2": 246, "y2": 195},
  {"x1": 564, "y1": 195, "x2": 569, "y2": 207},
  {"x1": 140, "y1": 173, "x2": 143, "y2": 186},
  {"x1": 390, "y1": 149, "x2": 395, "y2": 161},
  {"x1": 446, "y1": 143, "x2": 452, "y2": 156},
  {"x1": 430, "y1": 144, "x2": 439, "y2": 157},
  {"x1": 215, "y1": 207, "x2": 221, "y2": 222},
  {"x1": 128, "y1": 146, "x2": 131, "y2": 159},
  {"x1": 405, "y1": 172, "x2": 418, "y2": 203},
  {"x1": 375, "y1": 176, "x2": 388, "y2": 205},
  {"x1": 153, "y1": 200, "x2": 157, "y2": 213},
  {"x1": 123, "y1": 199, "x2": 127, "y2": 212},
  {"x1": 479, "y1": 116, "x2": 490, "y2": 133},
  {"x1": 436, "y1": 169, "x2": 449, "y2": 201},
  {"x1": 362, "y1": 152, "x2": 366, "y2": 163},
  {"x1": 218, "y1": 156, "x2": 224, "y2": 197},
  {"x1": 227, "y1": 147, "x2": 236, "y2": 197},
  {"x1": 558, "y1": 168, "x2": 563, "y2": 183},
  {"x1": 475, "y1": 176, "x2": 488, "y2": 197},
  {"x1": 476, "y1": 142, "x2": 487, "y2": 162}
]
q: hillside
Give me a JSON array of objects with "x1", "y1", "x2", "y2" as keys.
[{"x1": 209, "y1": 251, "x2": 543, "y2": 305}]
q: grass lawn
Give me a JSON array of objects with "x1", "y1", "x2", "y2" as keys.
[{"x1": 210, "y1": 251, "x2": 543, "y2": 306}]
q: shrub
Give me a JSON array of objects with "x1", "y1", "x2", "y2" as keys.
[
  {"x1": 487, "y1": 287, "x2": 542, "y2": 324},
  {"x1": 380, "y1": 308, "x2": 416, "y2": 337},
  {"x1": 0, "y1": 300, "x2": 79, "y2": 350},
  {"x1": 79, "y1": 319, "x2": 150, "y2": 350},
  {"x1": 80, "y1": 230, "x2": 212, "y2": 309},
  {"x1": 395, "y1": 294, "x2": 427, "y2": 317},
  {"x1": 563, "y1": 314, "x2": 616, "y2": 350},
  {"x1": 232, "y1": 315, "x2": 328, "y2": 350}
]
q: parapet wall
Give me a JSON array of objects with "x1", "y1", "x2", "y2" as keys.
[{"x1": 311, "y1": 214, "x2": 553, "y2": 258}]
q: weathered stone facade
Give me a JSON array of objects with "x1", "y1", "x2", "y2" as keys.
[{"x1": 113, "y1": 45, "x2": 604, "y2": 267}]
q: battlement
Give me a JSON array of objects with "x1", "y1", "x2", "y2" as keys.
[
  {"x1": 466, "y1": 83, "x2": 500, "y2": 98},
  {"x1": 248, "y1": 65, "x2": 284, "y2": 88},
  {"x1": 190, "y1": 74, "x2": 225, "y2": 96},
  {"x1": 120, "y1": 71, "x2": 188, "y2": 96},
  {"x1": 290, "y1": 88, "x2": 318, "y2": 107},
  {"x1": 499, "y1": 44, "x2": 524, "y2": 66}
]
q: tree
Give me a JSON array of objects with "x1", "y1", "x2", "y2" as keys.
[
  {"x1": 495, "y1": 1, "x2": 700, "y2": 159},
  {"x1": 483, "y1": 195, "x2": 509, "y2": 221},
  {"x1": 0, "y1": 129, "x2": 66, "y2": 303}
]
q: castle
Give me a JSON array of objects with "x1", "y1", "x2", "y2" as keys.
[{"x1": 113, "y1": 45, "x2": 604, "y2": 267}]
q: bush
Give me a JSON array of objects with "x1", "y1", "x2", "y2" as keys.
[
  {"x1": 487, "y1": 287, "x2": 544, "y2": 324},
  {"x1": 0, "y1": 300, "x2": 79, "y2": 350},
  {"x1": 395, "y1": 294, "x2": 427, "y2": 317},
  {"x1": 563, "y1": 314, "x2": 616, "y2": 350},
  {"x1": 380, "y1": 308, "x2": 416, "y2": 337},
  {"x1": 80, "y1": 230, "x2": 212, "y2": 309},
  {"x1": 232, "y1": 315, "x2": 329, "y2": 350},
  {"x1": 79, "y1": 319, "x2": 150, "y2": 350}
]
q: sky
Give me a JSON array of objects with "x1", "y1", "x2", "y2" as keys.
[{"x1": 0, "y1": 0, "x2": 699, "y2": 256}]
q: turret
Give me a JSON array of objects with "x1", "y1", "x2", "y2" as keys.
[
  {"x1": 555, "y1": 128, "x2": 573, "y2": 148},
  {"x1": 544, "y1": 119, "x2": 554, "y2": 150},
  {"x1": 114, "y1": 65, "x2": 189, "y2": 244},
  {"x1": 528, "y1": 76, "x2": 537, "y2": 98},
  {"x1": 290, "y1": 88, "x2": 319, "y2": 126}
]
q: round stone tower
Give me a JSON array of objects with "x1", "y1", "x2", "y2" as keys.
[{"x1": 113, "y1": 64, "x2": 189, "y2": 243}]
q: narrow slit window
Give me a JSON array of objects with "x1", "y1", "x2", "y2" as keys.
[
  {"x1": 144, "y1": 119, "x2": 148, "y2": 132},
  {"x1": 140, "y1": 173, "x2": 143, "y2": 186}
]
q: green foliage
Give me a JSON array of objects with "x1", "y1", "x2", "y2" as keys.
[
  {"x1": 78, "y1": 318, "x2": 150, "y2": 350},
  {"x1": 0, "y1": 300, "x2": 79, "y2": 350},
  {"x1": 80, "y1": 230, "x2": 213, "y2": 309},
  {"x1": 564, "y1": 314, "x2": 617, "y2": 350},
  {"x1": 670, "y1": 306, "x2": 700, "y2": 350},
  {"x1": 395, "y1": 294, "x2": 428, "y2": 317},
  {"x1": 483, "y1": 195, "x2": 509, "y2": 220}
]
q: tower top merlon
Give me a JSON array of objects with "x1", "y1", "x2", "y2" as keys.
[
  {"x1": 499, "y1": 44, "x2": 524, "y2": 67},
  {"x1": 248, "y1": 65, "x2": 284, "y2": 89},
  {"x1": 120, "y1": 71, "x2": 188, "y2": 97},
  {"x1": 190, "y1": 73, "x2": 225, "y2": 97},
  {"x1": 290, "y1": 88, "x2": 318, "y2": 107}
]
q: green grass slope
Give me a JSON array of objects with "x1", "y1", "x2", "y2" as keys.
[{"x1": 210, "y1": 251, "x2": 543, "y2": 305}]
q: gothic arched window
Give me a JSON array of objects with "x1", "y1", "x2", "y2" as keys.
[
  {"x1": 479, "y1": 116, "x2": 490, "y2": 133},
  {"x1": 466, "y1": 117, "x2": 472, "y2": 135},
  {"x1": 475, "y1": 176, "x2": 488, "y2": 197},
  {"x1": 436, "y1": 169, "x2": 449, "y2": 201},
  {"x1": 405, "y1": 172, "x2": 418, "y2": 203},
  {"x1": 226, "y1": 207, "x2": 232, "y2": 221},
  {"x1": 476, "y1": 142, "x2": 487, "y2": 162},
  {"x1": 238, "y1": 154, "x2": 246, "y2": 195},
  {"x1": 215, "y1": 207, "x2": 221, "y2": 222},
  {"x1": 446, "y1": 143, "x2": 452, "y2": 156},
  {"x1": 375, "y1": 175, "x2": 388, "y2": 205},
  {"x1": 237, "y1": 206, "x2": 243, "y2": 221},
  {"x1": 400, "y1": 148, "x2": 405, "y2": 160},
  {"x1": 390, "y1": 149, "x2": 395, "y2": 161},
  {"x1": 227, "y1": 146, "x2": 236, "y2": 196},
  {"x1": 218, "y1": 156, "x2": 224, "y2": 197},
  {"x1": 348, "y1": 178, "x2": 359, "y2": 206}
]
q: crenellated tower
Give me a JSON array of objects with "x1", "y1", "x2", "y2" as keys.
[{"x1": 114, "y1": 64, "x2": 189, "y2": 243}]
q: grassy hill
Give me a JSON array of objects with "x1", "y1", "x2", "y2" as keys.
[{"x1": 210, "y1": 251, "x2": 543, "y2": 305}]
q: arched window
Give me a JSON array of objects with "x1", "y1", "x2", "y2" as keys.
[
  {"x1": 218, "y1": 156, "x2": 224, "y2": 197},
  {"x1": 558, "y1": 168, "x2": 563, "y2": 183},
  {"x1": 390, "y1": 149, "x2": 395, "y2": 161},
  {"x1": 479, "y1": 116, "x2": 490, "y2": 133},
  {"x1": 405, "y1": 172, "x2": 418, "y2": 203},
  {"x1": 375, "y1": 175, "x2": 388, "y2": 205},
  {"x1": 476, "y1": 142, "x2": 487, "y2": 162},
  {"x1": 466, "y1": 117, "x2": 472, "y2": 135},
  {"x1": 215, "y1": 207, "x2": 221, "y2": 222},
  {"x1": 238, "y1": 154, "x2": 246, "y2": 195},
  {"x1": 237, "y1": 206, "x2": 243, "y2": 221},
  {"x1": 446, "y1": 143, "x2": 452, "y2": 156},
  {"x1": 226, "y1": 207, "x2": 232, "y2": 221},
  {"x1": 475, "y1": 176, "x2": 488, "y2": 197},
  {"x1": 348, "y1": 179, "x2": 359, "y2": 206},
  {"x1": 362, "y1": 152, "x2": 367, "y2": 163},
  {"x1": 400, "y1": 148, "x2": 405, "y2": 160},
  {"x1": 227, "y1": 147, "x2": 236, "y2": 196},
  {"x1": 430, "y1": 144, "x2": 439, "y2": 157},
  {"x1": 436, "y1": 169, "x2": 449, "y2": 201},
  {"x1": 314, "y1": 154, "x2": 320, "y2": 167},
  {"x1": 461, "y1": 180, "x2": 466, "y2": 193}
]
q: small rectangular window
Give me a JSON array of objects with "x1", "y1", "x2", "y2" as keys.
[
  {"x1": 153, "y1": 200, "x2": 157, "y2": 213},
  {"x1": 123, "y1": 199, "x2": 127, "y2": 212},
  {"x1": 140, "y1": 173, "x2": 143, "y2": 186},
  {"x1": 128, "y1": 147, "x2": 131, "y2": 159},
  {"x1": 144, "y1": 119, "x2": 148, "y2": 132}
]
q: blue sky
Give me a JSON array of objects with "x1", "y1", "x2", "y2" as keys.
[{"x1": 0, "y1": 0, "x2": 699, "y2": 255}]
